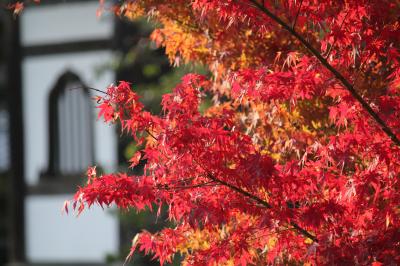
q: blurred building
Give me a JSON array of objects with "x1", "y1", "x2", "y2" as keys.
[
  {"x1": 1, "y1": 1, "x2": 121, "y2": 265},
  {"x1": 1, "y1": 0, "x2": 176, "y2": 264}
]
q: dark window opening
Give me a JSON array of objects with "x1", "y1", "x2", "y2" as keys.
[{"x1": 45, "y1": 71, "x2": 94, "y2": 177}]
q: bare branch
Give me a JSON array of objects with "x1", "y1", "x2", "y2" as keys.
[
  {"x1": 292, "y1": 0, "x2": 304, "y2": 30},
  {"x1": 204, "y1": 172, "x2": 318, "y2": 242},
  {"x1": 70, "y1": 86, "x2": 108, "y2": 95},
  {"x1": 145, "y1": 129, "x2": 158, "y2": 141},
  {"x1": 205, "y1": 172, "x2": 272, "y2": 208},
  {"x1": 156, "y1": 181, "x2": 217, "y2": 191}
]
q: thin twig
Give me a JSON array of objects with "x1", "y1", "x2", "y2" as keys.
[
  {"x1": 325, "y1": 10, "x2": 350, "y2": 59},
  {"x1": 156, "y1": 181, "x2": 217, "y2": 191},
  {"x1": 205, "y1": 172, "x2": 272, "y2": 208},
  {"x1": 69, "y1": 86, "x2": 108, "y2": 95},
  {"x1": 168, "y1": 177, "x2": 197, "y2": 185},
  {"x1": 191, "y1": 156, "x2": 318, "y2": 242},
  {"x1": 292, "y1": 0, "x2": 304, "y2": 30},
  {"x1": 205, "y1": 172, "x2": 318, "y2": 242},
  {"x1": 145, "y1": 129, "x2": 158, "y2": 141},
  {"x1": 352, "y1": 56, "x2": 368, "y2": 86},
  {"x1": 248, "y1": 0, "x2": 400, "y2": 147}
]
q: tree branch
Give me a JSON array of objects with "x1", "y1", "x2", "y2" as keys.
[
  {"x1": 248, "y1": 0, "x2": 400, "y2": 147},
  {"x1": 206, "y1": 173, "x2": 272, "y2": 208},
  {"x1": 204, "y1": 172, "x2": 318, "y2": 242},
  {"x1": 70, "y1": 86, "x2": 108, "y2": 95},
  {"x1": 145, "y1": 129, "x2": 158, "y2": 141},
  {"x1": 292, "y1": 0, "x2": 303, "y2": 30},
  {"x1": 156, "y1": 181, "x2": 217, "y2": 191}
]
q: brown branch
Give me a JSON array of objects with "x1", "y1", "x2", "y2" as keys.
[
  {"x1": 70, "y1": 86, "x2": 108, "y2": 95},
  {"x1": 248, "y1": 0, "x2": 400, "y2": 147},
  {"x1": 292, "y1": 0, "x2": 304, "y2": 30},
  {"x1": 206, "y1": 173, "x2": 272, "y2": 208},
  {"x1": 200, "y1": 170, "x2": 318, "y2": 242},
  {"x1": 352, "y1": 56, "x2": 368, "y2": 86},
  {"x1": 168, "y1": 177, "x2": 197, "y2": 185},
  {"x1": 145, "y1": 129, "x2": 158, "y2": 141},
  {"x1": 156, "y1": 181, "x2": 217, "y2": 191}
]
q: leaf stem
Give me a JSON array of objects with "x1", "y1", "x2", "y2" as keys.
[{"x1": 292, "y1": 0, "x2": 303, "y2": 30}]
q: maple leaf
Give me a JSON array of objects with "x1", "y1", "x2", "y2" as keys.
[
  {"x1": 8, "y1": 2, "x2": 24, "y2": 17},
  {"x1": 128, "y1": 151, "x2": 142, "y2": 168}
]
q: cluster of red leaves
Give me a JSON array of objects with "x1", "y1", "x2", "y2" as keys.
[
  {"x1": 72, "y1": 76, "x2": 400, "y2": 264},
  {"x1": 66, "y1": 0, "x2": 400, "y2": 265},
  {"x1": 6, "y1": 0, "x2": 40, "y2": 16}
]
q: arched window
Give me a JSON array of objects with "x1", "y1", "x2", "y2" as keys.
[{"x1": 46, "y1": 71, "x2": 94, "y2": 176}]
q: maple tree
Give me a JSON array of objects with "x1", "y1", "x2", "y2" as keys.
[{"x1": 14, "y1": 0, "x2": 399, "y2": 264}]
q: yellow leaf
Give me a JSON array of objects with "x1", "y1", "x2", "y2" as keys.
[{"x1": 304, "y1": 237, "x2": 313, "y2": 244}]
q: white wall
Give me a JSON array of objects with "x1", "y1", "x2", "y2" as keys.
[
  {"x1": 22, "y1": 51, "x2": 117, "y2": 186},
  {"x1": 0, "y1": 110, "x2": 9, "y2": 170},
  {"x1": 25, "y1": 195, "x2": 119, "y2": 262},
  {"x1": 21, "y1": 1, "x2": 113, "y2": 46}
]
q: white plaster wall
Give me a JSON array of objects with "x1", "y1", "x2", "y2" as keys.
[
  {"x1": 22, "y1": 51, "x2": 117, "y2": 186},
  {"x1": 0, "y1": 110, "x2": 9, "y2": 170},
  {"x1": 25, "y1": 194, "x2": 119, "y2": 262},
  {"x1": 21, "y1": 1, "x2": 113, "y2": 46}
]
